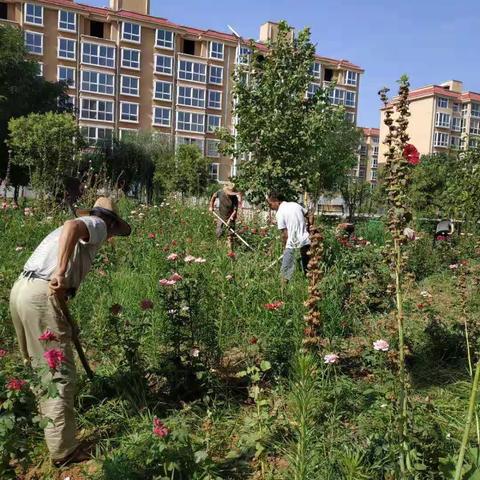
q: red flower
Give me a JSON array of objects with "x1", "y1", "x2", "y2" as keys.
[
  {"x1": 171, "y1": 240, "x2": 177, "y2": 247},
  {"x1": 148, "y1": 233, "x2": 156, "y2": 239},
  {"x1": 0, "y1": 349, "x2": 7, "y2": 358},
  {"x1": 6, "y1": 378, "x2": 27, "y2": 391},
  {"x1": 43, "y1": 348, "x2": 66, "y2": 370},
  {"x1": 460, "y1": 260, "x2": 468, "y2": 266},
  {"x1": 417, "y1": 303, "x2": 425, "y2": 310},
  {"x1": 403, "y1": 144, "x2": 420, "y2": 165},
  {"x1": 153, "y1": 417, "x2": 170, "y2": 438},
  {"x1": 249, "y1": 337, "x2": 258, "y2": 345},
  {"x1": 140, "y1": 299, "x2": 154, "y2": 310},
  {"x1": 264, "y1": 301, "x2": 285, "y2": 311},
  {"x1": 110, "y1": 304, "x2": 123, "y2": 315},
  {"x1": 38, "y1": 329, "x2": 58, "y2": 342},
  {"x1": 251, "y1": 228, "x2": 257, "y2": 234},
  {"x1": 227, "y1": 251, "x2": 236, "y2": 259}
]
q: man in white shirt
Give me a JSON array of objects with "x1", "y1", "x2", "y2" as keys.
[
  {"x1": 267, "y1": 192, "x2": 310, "y2": 282},
  {"x1": 9, "y1": 197, "x2": 131, "y2": 466}
]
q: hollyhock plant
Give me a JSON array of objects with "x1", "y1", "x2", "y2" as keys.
[
  {"x1": 6, "y1": 378, "x2": 27, "y2": 391},
  {"x1": 43, "y1": 348, "x2": 66, "y2": 370},
  {"x1": 403, "y1": 143, "x2": 420, "y2": 165},
  {"x1": 373, "y1": 339, "x2": 390, "y2": 352},
  {"x1": 39, "y1": 329, "x2": 58, "y2": 342},
  {"x1": 167, "y1": 253, "x2": 178, "y2": 261},
  {"x1": 140, "y1": 299, "x2": 154, "y2": 310},
  {"x1": 0, "y1": 349, "x2": 7, "y2": 358},
  {"x1": 153, "y1": 417, "x2": 170, "y2": 438},
  {"x1": 323, "y1": 353, "x2": 339, "y2": 364},
  {"x1": 264, "y1": 301, "x2": 285, "y2": 311}
]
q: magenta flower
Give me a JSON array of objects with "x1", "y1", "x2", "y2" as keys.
[
  {"x1": 0, "y1": 349, "x2": 7, "y2": 358},
  {"x1": 169, "y1": 272, "x2": 183, "y2": 282},
  {"x1": 140, "y1": 299, "x2": 154, "y2": 310},
  {"x1": 38, "y1": 329, "x2": 58, "y2": 342},
  {"x1": 110, "y1": 304, "x2": 123, "y2": 315},
  {"x1": 6, "y1": 378, "x2": 27, "y2": 391},
  {"x1": 43, "y1": 348, "x2": 66, "y2": 370},
  {"x1": 323, "y1": 353, "x2": 339, "y2": 364},
  {"x1": 167, "y1": 253, "x2": 178, "y2": 261},
  {"x1": 373, "y1": 339, "x2": 389, "y2": 352},
  {"x1": 153, "y1": 417, "x2": 170, "y2": 438},
  {"x1": 264, "y1": 301, "x2": 284, "y2": 311}
]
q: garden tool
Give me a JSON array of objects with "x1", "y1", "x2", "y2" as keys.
[
  {"x1": 264, "y1": 254, "x2": 284, "y2": 271},
  {"x1": 52, "y1": 294, "x2": 95, "y2": 380},
  {"x1": 212, "y1": 210, "x2": 255, "y2": 251}
]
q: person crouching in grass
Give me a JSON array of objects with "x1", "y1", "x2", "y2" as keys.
[
  {"x1": 267, "y1": 192, "x2": 311, "y2": 283},
  {"x1": 9, "y1": 197, "x2": 131, "y2": 467}
]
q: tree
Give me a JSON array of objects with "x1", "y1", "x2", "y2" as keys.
[
  {"x1": 7, "y1": 112, "x2": 84, "y2": 198},
  {"x1": 0, "y1": 24, "x2": 69, "y2": 192},
  {"x1": 340, "y1": 176, "x2": 373, "y2": 221},
  {"x1": 170, "y1": 144, "x2": 210, "y2": 197},
  {"x1": 219, "y1": 21, "x2": 359, "y2": 204}
]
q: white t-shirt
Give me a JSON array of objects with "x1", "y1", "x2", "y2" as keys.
[
  {"x1": 24, "y1": 216, "x2": 107, "y2": 289},
  {"x1": 276, "y1": 202, "x2": 310, "y2": 249}
]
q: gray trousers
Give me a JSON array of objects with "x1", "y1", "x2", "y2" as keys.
[{"x1": 280, "y1": 245, "x2": 310, "y2": 280}]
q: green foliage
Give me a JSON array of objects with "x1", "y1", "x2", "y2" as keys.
[
  {"x1": 7, "y1": 112, "x2": 84, "y2": 197},
  {"x1": 339, "y1": 176, "x2": 374, "y2": 221}
]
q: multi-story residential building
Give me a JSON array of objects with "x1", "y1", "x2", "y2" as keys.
[
  {"x1": 356, "y1": 127, "x2": 379, "y2": 184},
  {"x1": 0, "y1": 0, "x2": 363, "y2": 182},
  {"x1": 379, "y1": 80, "x2": 480, "y2": 164}
]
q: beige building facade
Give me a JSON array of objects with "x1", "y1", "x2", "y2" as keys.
[
  {"x1": 379, "y1": 80, "x2": 480, "y2": 164},
  {"x1": 357, "y1": 127, "x2": 379, "y2": 184},
  {"x1": 1, "y1": 0, "x2": 363, "y2": 182}
]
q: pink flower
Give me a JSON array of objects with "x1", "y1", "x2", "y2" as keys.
[
  {"x1": 159, "y1": 278, "x2": 176, "y2": 286},
  {"x1": 167, "y1": 253, "x2": 178, "y2": 261},
  {"x1": 24, "y1": 207, "x2": 33, "y2": 216},
  {"x1": 194, "y1": 257, "x2": 206, "y2": 263},
  {"x1": 323, "y1": 353, "x2": 339, "y2": 364},
  {"x1": 43, "y1": 348, "x2": 66, "y2": 370},
  {"x1": 227, "y1": 251, "x2": 236, "y2": 259},
  {"x1": 226, "y1": 274, "x2": 234, "y2": 281},
  {"x1": 169, "y1": 272, "x2": 183, "y2": 282},
  {"x1": 449, "y1": 264, "x2": 459, "y2": 270},
  {"x1": 190, "y1": 347, "x2": 200, "y2": 357},
  {"x1": 38, "y1": 329, "x2": 58, "y2": 342},
  {"x1": 264, "y1": 301, "x2": 284, "y2": 311},
  {"x1": 153, "y1": 417, "x2": 170, "y2": 438},
  {"x1": 1, "y1": 202, "x2": 8, "y2": 210},
  {"x1": 0, "y1": 349, "x2": 7, "y2": 358},
  {"x1": 140, "y1": 299, "x2": 154, "y2": 310},
  {"x1": 148, "y1": 233, "x2": 156, "y2": 239},
  {"x1": 7, "y1": 378, "x2": 27, "y2": 391},
  {"x1": 184, "y1": 255, "x2": 196, "y2": 263},
  {"x1": 373, "y1": 339, "x2": 389, "y2": 352}
]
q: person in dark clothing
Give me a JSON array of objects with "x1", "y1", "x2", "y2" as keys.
[
  {"x1": 208, "y1": 182, "x2": 241, "y2": 251},
  {"x1": 435, "y1": 219, "x2": 454, "y2": 242}
]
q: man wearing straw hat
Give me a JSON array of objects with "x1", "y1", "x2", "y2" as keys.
[
  {"x1": 9, "y1": 197, "x2": 131, "y2": 466},
  {"x1": 208, "y1": 182, "x2": 241, "y2": 251}
]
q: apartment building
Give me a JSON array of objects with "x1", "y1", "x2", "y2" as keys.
[
  {"x1": 0, "y1": 0, "x2": 364, "y2": 182},
  {"x1": 356, "y1": 127, "x2": 379, "y2": 184},
  {"x1": 379, "y1": 80, "x2": 480, "y2": 164}
]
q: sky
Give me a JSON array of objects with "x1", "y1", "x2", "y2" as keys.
[{"x1": 88, "y1": 0, "x2": 480, "y2": 128}]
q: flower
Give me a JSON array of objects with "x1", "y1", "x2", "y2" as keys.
[
  {"x1": 2, "y1": 202, "x2": 8, "y2": 210},
  {"x1": 449, "y1": 264, "x2": 459, "y2": 270},
  {"x1": 226, "y1": 274, "x2": 234, "y2": 281},
  {"x1": 110, "y1": 304, "x2": 123, "y2": 315},
  {"x1": 24, "y1": 207, "x2": 33, "y2": 216},
  {"x1": 43, "y1": 348, "x2": 66, "y2": 370},
  {"x1": 227, "y1": 251, "x2": 236, "y2": 259},
  {"x1": 264, "y1": 301, "x2": 285, "y2": 311},
  {"x1": 249, "y1": 337, "x2": 258, "y2": 345},
  {"x1": 403, "y1": 227, "x2": 416, "y2": 241},
  {"x1": 169, "y1": 272, "x2": 183, "y2": 282},
  {"x1": 373, "y1": 339, "x2": 390, "y2": 352},
  {"x1": 153, "y1": 417, "x2": 170, "y2": 438},
  {"x1": 167, "y1": 253, "x2": 178, "y2": 261},
  {"x1": 6, "y1": 378, "x2": 27, "y2": 391},
  {"x1": 140, "y1": 299, "x2": 154, "y2": 310},
  {"x1": 420, "y1": 291, "x2": 432, "y2": 298},
  {"x1": 0, "y1": 349, "x2": 7, "y2": 358},
  {"x1": 184, "y1": 255, "x2": 196, "y2": 263},
  {"x1": 38, "y1": 329, "x2": 58, "y2": 342},
  {"x1": 159, "y1": 278, "x2": 176, "y2": 286},
  {"x1": 148, "y1": 233, "x2": 156, "y2": 239},
  {"x1": 194, "y1": 257, "x2": 206, "y2": 263},
  {"x1": 190, "y1": 348, "x2": 200, "y2": 357},
  {"x1": 417, "y1": 303, "x2": 425, "y2": 310},
  {"x1": 403, "y1": 143, "x2": 420, "y2": 165},
  {"x1": 323, "y1": 353, "x2": 339, "y2": 364}
]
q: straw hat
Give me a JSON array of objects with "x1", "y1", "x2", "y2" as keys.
[
  {"x1": 223, "y1": 182, "x2": 237, "y2": 194},
  {"x1": 76, "y1": 197, "x2": 131, "y2": 237}
]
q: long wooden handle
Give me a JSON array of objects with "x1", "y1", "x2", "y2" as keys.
[{"x1": 212, "y1": 210, "x2": 255, "y2": 251}]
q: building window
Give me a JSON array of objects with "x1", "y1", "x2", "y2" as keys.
[
  {"x1": 122, "y1": 22, "x2": 141, "y2": 43},
  {"x1": 81, "y1": 126, "x2": 113, "y2": 146},
  {"x1": 311, "y1": 62, "x2": 321, "y2": 79},
  {"x1": 437, "y1": 97, "x2": 449, "y2": 109},
  {"x1": 207, "y1": 114, "x2": 221, "y2": 132},
  {"x1": 372, "y1": 136, "x2": 379, "y2": 143},
  {"x1": 433, "y1": 131, "x2": 449, "y2": 147},
  {"x1": 451, "y1": 117, "x2": 461, "y2": 132},
  {"x1": 330, "y1": 88, "x2": 345, "y2": 105},
  {"x1": 371, "y1": 169, "x2": 378, "y2": 182},
  {"x1": 206, "y1": 139, "x2": 220, "y2": 158},
  {"x1": 435, "y1": 112, "x2": 451, "y2": 128},
  {"x1": 345, "y1": 112, "x2": 355, "y2": 123},
  {"x1": 176, "y1": 111, "x2": 205, "y2": 133},
  {"x1": 372, "y1": 156, "x2": 378, "y2": 168},
  {"x1": 307, "y1": 83, "x2": 320, "y2": 99},
  {"x1": 209, "y1": 66, "x2": 223, "y2": 85},
  {"x1": 90, "y1": 21, "x2": 104, "y2": 39},
  {"x1": 470, "y1": 119, "x2": 480, "y2": 135},
  {"x1": 177, "y1": 86, "x2": 206, "y2": 108},
  {"x1": 24, "y1": 31, "x2": 43, "y2": 55},
  {"x1": 58, "y1": 66, "x2": 75, "y2": 88},
  {"x1": 121, "y1": 75, "x2": 139, "y2": 96},
  {"x1": 37, "y1": 62, "x2": 43, "y2": 76},
  {"x1": 154, "y1": 80, "x2": 172, "y2": 101},
  {"x1": 155, "y1": 54, "x2": 173, "y2": 75},
  {"x1": 81, "y1": 70, "x2": 114, "y2": 95},
  {"x1": 120, "y1": 102, "x2": 139, "y2": 123},
  {"x1": 156, "y1": 29, "x2": 174, "y2": 49},
  {"x1": 80, "y1": 98, "x2": 114, "y2": 122},
  {"x1": 0, "y1": 2, "x2": 8, "y2": 20},
  {"x1": 209, "y1": 42, "x2": 224, "y2": 60},
  {"x1": 450, "y1": 136, "x2": 461, "y2": 148},
  {"x1": 345, "y1": 91, "x2": 356, "y2": 107},
  {"x1": 471, "y1": 103, "x2": 480, "y2": 118},
  {"x1": 121, "y1": 48, "x2": 140, "y2": 70},
  {"x1": 182, "y1": 39, "x2": 196, "y2": 55},
  {"x1": 58, "y1": 10, "x2": 76, "y2": 31},
  {"x1": 178, "y1": 60, "x2": 206, "y2": 83},
  {"x1": 119, "y1": 128, "x2": 138, "y2": 140},
  {"x1": 453, "y1": 102, "x2": 460, "y2": 112},
  {"x1": 209, "y1": 163, "x2": 219, "y2": 181},
  {"x1": 345, "y1": 71, "x2": 358, "y2": 86},
  {"x1": 58, "y1": 38, "x2": 76, "y2": 60},
  {"x1": 208, "y1": 90, "x2": 222, "y2": 109},
  {"x1": 153, "y1": 107, "x2": 171, "y2": 126},
  {"x1": 176, "y1": 136, "x2": 204, "y2": 152},
  {"x1": 373, "y1": 145, "x2": 379, "y2": 156},
  {"x1": 82, "y1": 42, "x2": 115, "y2": 68},
  {"x1": 24, "y1": 3, "x2": 42, "y2": 25},
  {"x1": 237, "y1": 46, "x2": 250, "y2": 64}
]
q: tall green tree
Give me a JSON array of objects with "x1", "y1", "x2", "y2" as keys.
[
  {"x1": 170, "y1": 144, "x2": 210, "y2": 197},
  {"x1": 0, "y1": 24, "x2": 69, "y2": 191},
  {"x1": 7, "y1": 112, "x2": 84, "y2": 198},
  {"x1": 219, "y1": 21, "x2": 359, "y2": 204}
]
